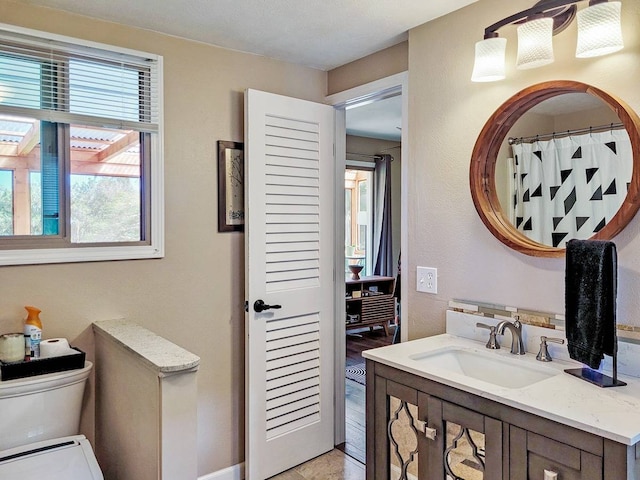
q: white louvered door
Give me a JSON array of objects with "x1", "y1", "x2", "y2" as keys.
[{"x1": 244, "y1": 89, "x2": 335, "y2": 479}]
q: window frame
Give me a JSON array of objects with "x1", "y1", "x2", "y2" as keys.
[
  {"x1": 0, "y1": 23, "x2": 164, "y2": 266},
  {"x1": 344, "y1": 164, "x2": 374, "y2": 276}
]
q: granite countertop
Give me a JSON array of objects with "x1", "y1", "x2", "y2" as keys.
[
  {"x1": 93, "y1": 319, "x2": 200, "y2": 375},
  {"x1": 363, "y1": 333, "x2": 640, "y2": 446}
]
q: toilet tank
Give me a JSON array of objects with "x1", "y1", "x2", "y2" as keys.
[{"x1": 0, "y1": 362, "x2": 92, "y2": 451}]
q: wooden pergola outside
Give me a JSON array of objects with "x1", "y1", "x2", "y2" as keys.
[{"x1": 0, "y1": 114, "x2": 140, "y2": 235}]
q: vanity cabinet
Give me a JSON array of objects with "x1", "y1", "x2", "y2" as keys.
[{"x1": 366, "y1": 360, "x2": 636, "y2": 480}]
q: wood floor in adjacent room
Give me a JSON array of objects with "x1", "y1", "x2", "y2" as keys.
[{"x1": 340, "y1": 325, "x2": 395, "y2": 464}]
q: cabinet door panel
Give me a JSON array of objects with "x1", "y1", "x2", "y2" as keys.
[
  {"x1": 484, "y1": 417, "x2": 503, "y2": 480},
  {"x1": 425, "y1": 395, "x2": 445, "y2": 479},
  {"x1": 528, "y1": 431, "x2": 581, "y2": 470},
  {"x1": 438, "y1": 400, "x2": 503, "y2": 480},
  {"x1": 529, "y1": 451, "x2": 602, "y2": 480},
  {"x1": 518, "y1": 430, "x2": 603, "y2": 480},
  {"x1": 443, "y1": 401, "x2": 484, "y2": 432}
]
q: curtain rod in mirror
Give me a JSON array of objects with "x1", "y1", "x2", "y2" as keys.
[{"x1": 508, "y1": 122, "x2": 625, "y2": 144}]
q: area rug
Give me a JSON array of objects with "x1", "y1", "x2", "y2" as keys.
[{"x1": 345, "y1": 362, "x2": 366, "y2": 385}]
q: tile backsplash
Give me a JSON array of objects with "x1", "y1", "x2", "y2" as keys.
[
  {"x1": 447, "y1": 305, "x2": 640, "y2": 378},
  {"x1": 449, "y1": 299, "x2": 640, "y2": 343}
]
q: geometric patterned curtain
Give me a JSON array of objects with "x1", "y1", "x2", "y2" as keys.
[{"x1": 511, "y1": 129, "x2": 632, "y2": 248}]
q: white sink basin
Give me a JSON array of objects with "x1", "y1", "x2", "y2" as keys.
[{"x1": 409, "y1": 347, "x2": 559, "y2": 389}]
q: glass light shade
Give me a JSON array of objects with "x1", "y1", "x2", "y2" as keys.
[
  {"x1": 471, "y1": 37, "x2": 507, "y2": 82},
  {"x1": 576, "y1": 1, "x2": 623, "y2": 58},
  {"x1": 516, "y1": 17, "x2": 554, "y2": 70}
]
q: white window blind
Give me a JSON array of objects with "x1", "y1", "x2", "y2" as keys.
[{"x1": 0, "y1": 26, "x2": 159, "y2": 132}]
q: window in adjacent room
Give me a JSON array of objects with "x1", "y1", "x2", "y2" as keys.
[
  {"x1": 0, "y1": 25, "x2": 163, "y2": 265},
  {"x1": 345, "y1": 168, "x2": 373, "y2": 276}
]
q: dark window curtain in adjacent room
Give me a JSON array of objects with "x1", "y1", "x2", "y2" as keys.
[{"x1": 373, "y1": 154, "x2": 393, "y2": 276}]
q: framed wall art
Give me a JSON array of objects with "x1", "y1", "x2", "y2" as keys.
[{"x1": 217, "y1": 140, "x2": 244, "y2": 232}]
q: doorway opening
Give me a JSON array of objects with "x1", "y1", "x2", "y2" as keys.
[
  {"x1": 327, "y1": 71, "x2": 407, "y2": 466},
  {"x1": 339, "y1": 93, "x2": 403, "y2": 464}
]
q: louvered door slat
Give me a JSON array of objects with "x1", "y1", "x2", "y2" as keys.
[
  {"x1": 266, "y1": 165, "x2": 319, "y2": 178},
  {"x1": 265, "y1": 377, "x2": 320, "y2": 402},
  {"x1": 267, "y1": 385, "x2": 320, "y2": 410},
  {"x1": 265, "y1": 146, "x2": 318, "y2": 161},
  {"x1": 266, "y1": 349, "x2": 319, "y2": 371},
  {"x1": 266, "y1": 409, "x2": 320, "y2": 439},
  {"x1": 267, "y1": 396, "x2": 320, "y2": 422}
]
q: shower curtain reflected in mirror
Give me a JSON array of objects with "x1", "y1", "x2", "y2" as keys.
[{"x1": 511, "y1": 129, "x2": 632, "y2": 248}]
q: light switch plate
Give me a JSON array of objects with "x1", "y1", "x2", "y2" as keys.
[{"x1": 417, "y1": 266, "x2": 437, "y2": 294}]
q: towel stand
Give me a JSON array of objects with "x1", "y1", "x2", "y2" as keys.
[
  {"x1": 564, "y1": 330, "x2": 627, "y2": 388},
  {"x1": 564, "y1": 241, "x2": 626, "y2": 388}
]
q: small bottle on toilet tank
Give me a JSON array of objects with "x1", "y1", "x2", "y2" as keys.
[{"x1": 23, "y1": 306, "x2": 43, "y2": 359}]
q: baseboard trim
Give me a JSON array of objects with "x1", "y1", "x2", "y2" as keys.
[{"x1": 198, "y1": 462, "x2": 244, "y2": 480}]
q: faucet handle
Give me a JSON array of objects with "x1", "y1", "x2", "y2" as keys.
[
  {"x1": 476, "y1": 322, "x2": 500, "y2": 349},
  {"x1": 512, "y1": 315, "x2": 522, "y2": 328},
  {"x1": 536, "y1": 335, "x2": 565, "y2": 362}
]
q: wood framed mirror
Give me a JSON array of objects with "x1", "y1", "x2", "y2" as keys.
[{"x1": 470, "y1": 80, "x2": 640, "y2": 257}]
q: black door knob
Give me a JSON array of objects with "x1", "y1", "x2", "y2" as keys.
[{"x1": 253, "y1": 300, "x2": 282, "y2": 313}]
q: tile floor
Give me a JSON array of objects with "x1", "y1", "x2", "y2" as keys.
[{"x1": 270, "y1": 449, "x2": 365, "y2": 480}]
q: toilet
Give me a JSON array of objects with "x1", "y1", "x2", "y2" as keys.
[{"x1": 0, "y1": 362, "x2": 103, "y2": 479}]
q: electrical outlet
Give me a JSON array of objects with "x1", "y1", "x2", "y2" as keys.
[{"x1": 417, "y1": 267, "x2": 438, "y2": 294}]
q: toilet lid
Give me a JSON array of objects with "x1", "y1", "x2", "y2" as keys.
[{"x1": 0, "y1": 435, "x2": 103, "y2": 480}]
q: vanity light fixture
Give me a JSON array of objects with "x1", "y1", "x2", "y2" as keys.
[
  {"x1": 576, "y1": 0, "x2": 624, "y2": 57},
  {"x1": 516, "y1": 16, "x2": 555, "y2": 69},
  {"x1": 471, "y1": 0, "x2": 624, "y2": 82}
]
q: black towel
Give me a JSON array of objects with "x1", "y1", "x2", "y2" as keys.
[{"x1": 565, "y1": 239, "x2": 617, "y2": 369}]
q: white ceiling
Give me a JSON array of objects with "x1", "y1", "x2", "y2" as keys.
[
  {"x1": 20, "y1": 0, "x2": 477, "y2": 140},
  {"x1": 347, "y1": 95, "x2": 402, "y2": 142},
  {"x1": 529, "y1": 93, "x2": 606, "y2": 115},
  {"x1": 21, "y1": 0, "x2": 477, "y2": 71}
]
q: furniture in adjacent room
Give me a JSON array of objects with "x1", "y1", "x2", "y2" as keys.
[{"x1": 346, "y1": 275, "x2": 395, "y2": 336}]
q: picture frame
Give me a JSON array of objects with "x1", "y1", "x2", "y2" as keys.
[{"x1": 217, "y1": 140, "x2": 244, "y2": 232}]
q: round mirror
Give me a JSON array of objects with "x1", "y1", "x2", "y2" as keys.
[{"x1": 470, "y1": 81, "x2": 640, "y2": 257}]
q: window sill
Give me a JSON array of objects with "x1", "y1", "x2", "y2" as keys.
[{"x1": 0, "y1": 244, "x2": 164, "y2": 266}]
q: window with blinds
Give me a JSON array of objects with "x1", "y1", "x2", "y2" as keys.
[{"x1": 0, "y1": 24, "x2": 163, "y2": 265}]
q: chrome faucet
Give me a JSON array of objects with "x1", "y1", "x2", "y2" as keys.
[{"x1": 496, "y1": 318, "x2": 526, "y2": 355}]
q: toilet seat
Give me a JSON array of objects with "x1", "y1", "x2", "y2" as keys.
[{"x1": 0, "y1": 435, "x2": 103, "y2": 479}]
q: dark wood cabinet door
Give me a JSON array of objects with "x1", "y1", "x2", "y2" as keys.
[
  {"x1": 510, "y1": 427, "x2": 603, "y2": 480},
  {"x1": 424, "y1": 397, "x2": 504, "y2": 480}
]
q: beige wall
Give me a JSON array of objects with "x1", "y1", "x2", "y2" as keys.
[
  {"x1": 346, "y1": 135, "x2": 402, "y2": 274},
  {"x1": 554, "y1": 104, "x2": 621, "y2": 131},
  {"x1": 328, "y1": 41, "x2": 408, "y2": 95},
  {"x1": 407, "y1": 0, "x2": 640, "y2": 339},
  {"x1": 0, "y1": 0, "x2": 326, "y2": 475}
]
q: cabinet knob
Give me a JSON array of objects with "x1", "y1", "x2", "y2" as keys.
[
  {"x1": 424, "y1": 426, "x2": 437, "y2": 440},
  {"x1": 543, "y1": 469, "x2": 558, "y2": 480},
  {"x1": 417, "y1": 421, "x2": 437, "y2": 440}
]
